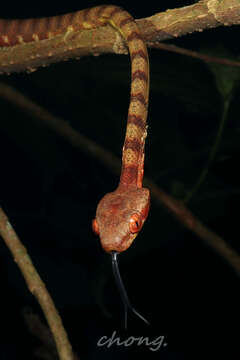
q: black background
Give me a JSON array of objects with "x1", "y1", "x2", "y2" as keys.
[{"x1": 1, "y1": 1, "x2": 240, "y2": 359}]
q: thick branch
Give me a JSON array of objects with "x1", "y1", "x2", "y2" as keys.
[
  {"x1": 0, "y1": 207, "x2": 74, "y2": 360},
  {"x1": 139, "y1": 0, "x2": 240, "y2": 42},
  {"x1": 1, "y1": 0, "x2": 240, "y2": 73}
]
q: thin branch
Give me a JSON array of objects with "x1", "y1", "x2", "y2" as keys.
[
  {"x1": 184, "y1": 96, "x2": 230, "y2": 203},
  {"x1": 0, "y1": 207, "x2": 74, "y2": 360},
  {"x1": 22, "y1": 308, "x2": 80, "y2": 360},
  {"x1": 149, "y1": 42, "x2": 240, "y2": 67},
  {"x1": 0, "y1": 83, "x2": 120, "y2": 175},
  {"x1": 22, "y1": 307, "x2": 58, "y2": 360},
  {"x1": 1, "y1": 0, "x2": 240, "y2": 73},
  {"x1": 1, "y1": 82, "x2": 240, "y2": 276},
  {"x1": 147, "y1": 182, "x2": 240, "y2": 276}
]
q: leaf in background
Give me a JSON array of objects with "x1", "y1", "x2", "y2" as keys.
[{"x1": 203, "y1": 44, "x2": 240, "y2": 101}]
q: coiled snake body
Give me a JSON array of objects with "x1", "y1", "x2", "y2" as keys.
[{"x1": 0, "y1": 5, "x2": 150, "y2": 327}]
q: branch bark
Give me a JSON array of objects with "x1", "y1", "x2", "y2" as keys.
[
  {"x1": 0, "y1": 1, "x2": 240, "y2": 355},
  {"x1": 138, "y1": 0, "x2": 240, "y2": 42},
  {"x1": 0, "y1": 207, "x2": 74, "y2": 360},
  {"x1": 1, "y1": 0, "x2": 240, "y2": 73}
]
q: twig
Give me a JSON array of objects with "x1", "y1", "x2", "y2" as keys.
[
  {"x1": 149, "y1": 42, "x2": 240, "y2": 67},
  {"x1": 22, "y1": 308, "x2": 80, "y2": 360},
  {"x1": 184, "y1": 95, "x2": 230, "y2": 203},
  {"x1": 22, "y1": 307, "x2": 58, "y2": 360},
  {"x1": 0, "y1": 207, "x2": 74, "y2": 360},
  {"x1": 0, "y1": 83, "x2": 120, "y2": 175},
  {"x1": 146, "y1": 182, "x2": 240, "y2": 276},
  {"x1": 1, "y1": 82, "x2": 240, "y2": 276}
]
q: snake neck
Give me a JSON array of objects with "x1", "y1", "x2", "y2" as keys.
[{"x1": 0, "y1": 6, "x2": 149, "y2": 190}]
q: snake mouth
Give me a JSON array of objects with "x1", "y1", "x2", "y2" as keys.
[
  {"x1": 111, "y1": 251, "x2": 149, "y2": 329},
  {"x1": 100, "y1": 232, "x2": 137, "y2": 253}
]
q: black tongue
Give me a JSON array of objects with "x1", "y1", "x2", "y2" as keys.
[{"x1": 111, "y1": 251, "x2": 149, "y2": 329}]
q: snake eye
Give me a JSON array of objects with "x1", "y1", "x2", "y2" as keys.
[
  {"x1": 129, "y1": 213, "x2": 142, "y2": 233},
  {"x1": 92, "y1": 219, "x2": 99, "y2": 235}
]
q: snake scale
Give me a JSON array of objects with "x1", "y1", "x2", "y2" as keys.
[{"x1": 0, "y1": 5, "x2": 150, "y2": 327}]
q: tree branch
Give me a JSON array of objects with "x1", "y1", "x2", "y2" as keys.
[
  {"x1": 147, "y1": 182, "x2": 240, "y2": 276},
  {"x1": 1, "y1": 82, "x2": 240, "y2": 277},
  {"x1": 1, "y1": 0, "x2": 240, "y2": 73},
  {"x1": 149, "y1": 42, "x2": 240, "y2": 67},
  {"x1": 138, "y1": 0, "x2": 240, "y2": 42},
  {"x1": 0, "y1": 207, "x2": 74, "y2": 360}
]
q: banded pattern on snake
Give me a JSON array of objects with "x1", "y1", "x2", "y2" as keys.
[{"x1": 0, "y1": 5, "x2": 150, "y2": 327}]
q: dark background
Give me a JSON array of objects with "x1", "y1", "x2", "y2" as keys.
[{"x1": 1, "y1": 0, "x2": 240, "y2": 359}]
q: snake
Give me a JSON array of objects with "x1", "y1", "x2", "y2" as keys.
[{"x1": 0, "y1": 5, "x2": 150, "y2": 328}]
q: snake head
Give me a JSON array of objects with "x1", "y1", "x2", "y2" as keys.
[{"x1": 92, "y1": 186, "x2": 150, "y2": 252}]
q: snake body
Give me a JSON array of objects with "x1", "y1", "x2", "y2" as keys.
[
  {"x1": 0, "y1": 4, "x2": 150, "y2": 327},
  {"x1": 0, "y1": 5, "x2": 150, "y2": 252}
]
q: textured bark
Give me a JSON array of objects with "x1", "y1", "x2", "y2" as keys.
[
  {"x1": 1, "y1": 0, "x2": 240, "y2": 73},
  {"x1": 0, "y1": 208, "x2": 74, "y2": 360}
]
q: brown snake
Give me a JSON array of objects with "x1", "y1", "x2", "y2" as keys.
[{"x1": 0, "y1": 5, "x2": 150, "y2": 328}]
